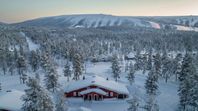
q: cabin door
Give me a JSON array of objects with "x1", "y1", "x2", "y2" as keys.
[
  {"x1": 88, "y1": 94, "x2": 92, "y2": 100},
  {"x1": 94, "y1": 94, "x2": 99, "y2": 101}
]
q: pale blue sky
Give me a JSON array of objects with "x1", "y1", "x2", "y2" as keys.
[{"x1": 0, "y1": 0, "x2": 198, "y2": 23}]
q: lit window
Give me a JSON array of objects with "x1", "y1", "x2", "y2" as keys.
[
  {"x1": 73, "y1": 92, "x2": 76, "y2": 96},
  {"x1": 110, "y1": 92, "x2": 113, "y2": 97}
]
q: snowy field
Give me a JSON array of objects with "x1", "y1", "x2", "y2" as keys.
[
  {"x1": 0, "y1": 32, "x2": 179, "y2": 111},
  {"x1": 0, "y1": 62, "x2": 179, "y2": 111}
]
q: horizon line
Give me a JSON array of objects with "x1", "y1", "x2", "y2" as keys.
[{"x1": 1, "y1": 13, "x2": 198, "y2": 24}]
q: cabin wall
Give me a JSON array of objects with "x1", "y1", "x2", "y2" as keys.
[{"x1": 65, "y1": 85, "x2": 125, "y2": 99}]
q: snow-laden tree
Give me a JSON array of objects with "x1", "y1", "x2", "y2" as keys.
[
  {"x1": 178, "y1": 52, "x2": 197, "y2": 111},
  {"x1": 153, "y1": 53, "x2": 161, "y2": 79},
  {"x1": 44, "y1": 66, "x2": 59, "y2": 92},
  {"x1": 72, "y1": 53, "x2": 83, "y2": 80},
  {"x1": 189, "y1": 71, "x2": 198, "y2": 111},
  {"x1": 144, "y1": 95, "x2": 159, "y2": 111},
  {"x1": 30, "y1": 50, "x2": 40, "y2": 72},
  {"x1": 145, "y1": 67, "x2": 158, "y2": 96},
  {"x1": 111, "y1": 54, "x2": 121, "y2": 81},
  {"x1": 40, "y1": 52, "x2": 51, "y2": 72},
  {"x1": 64, "y1": 61, "x2": 72, "y2": 81},
  {"x1": 0, "y1": 82, "x2": 2, "y2": 91},
  {"x1": 127, "y1": 95, "x2": 139, "y2": 111},
  {"x1": 161, "y1": 52, "x2": 172, "y2": 83},
  {"x1": 22, "y1": 77, "x2": 54, "y2": 111},
  {"x1": 17, "y1": 56, "x2": 27, "y2": 84},
  {"x1": 127, "y1": 63, "x2": 135, "y2": 85},
  {"x1": 173, "y1": 53, "x2": 182, "y2": 81},
  {"x1": 147, "y1": 49, "x2": 152, "y2": 71},
  {"x1": 142, "y1": 54, "x2": 148, "y2": 74},
  {"x1": 55, "y1": 89, "x2": 68, "y2": 111},
  {"x1": 134, "y1": 50, "x2": 142, "y2": 71},
  {"x1": 17, "y1": 56, "x2": 26, "y2": 75},
  {"x1": 2, "y1": 56, "x2": 7, "y2": 75},
  {"x1": 9, "y1": 63, "x2": 14, "y2": 76}
]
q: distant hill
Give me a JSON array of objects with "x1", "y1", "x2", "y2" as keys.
[{"x1": 15, "y1": 14, "x2": 198, "y2": 32}]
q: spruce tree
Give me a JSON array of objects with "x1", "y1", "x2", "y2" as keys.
[
  {"x1": 145, "y1": 67, "x2": 158, "y2": 96},
  {"x1": 189, "y1": 72, "x2": 198, "y2": 111},
  {"x1": 64, "y1": 61, "x2": 72, "y2": 81},
  {"x1": 40, "y1": 52, "x2": 51, "y2": 72},
  {"x1": 178, "y1": 53, "x2": 196, "y2": 111},
  {"x1": 134, "y1": 51, "x2": 142, "y2": 71},
  {"x1": 30, "y1": 50, "x2": 39, "y2": 72},
  {"x1": 0, "y1": 82, "x2": 2, "y2": 91},
  {"x1": 17, "y1": 56, "x2": 27, "y2": 84},
  {"x1": 72, "y1": 53, "x2": 83, "y2": 80},
  {"x1": 128, "y1": 96, "x2": 139, "y2": 111},
  {"x1": 162, "y1": 56, "x2": 172, "y2": 83},
  {"x1": 144, "y1": 95, "x2": 159, "y2": 111},
  {"x1": 44, "y1": 66, "x2": 59, "y2": 92},
  {"x1": 153, "y1": 53, "x2": 161, "y2": 79},
  {"x1": 22, "y1": 78, "x2": 54, "y2": 111},
  {"x1": 147, "y1": 49, "x2": 152, "y2": 70},
  {"x1": 128, "y1": 63, "x2": 135, "y2": 85},
  {"x1": 111, "y1": 54, "x2": 121, "y2": 81}
]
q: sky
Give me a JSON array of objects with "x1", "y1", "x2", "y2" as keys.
[{"x1": 0, "y1": 0, "x2": 198, "y2": 23}]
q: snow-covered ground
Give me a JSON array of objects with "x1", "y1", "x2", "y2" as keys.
[{"x1": 0, "y1": 61, "x2": 179, "y2": 111}]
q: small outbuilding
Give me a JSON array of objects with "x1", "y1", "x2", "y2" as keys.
[{"x1": 65, "y1": 76, "x2": 129, "y2": 101}]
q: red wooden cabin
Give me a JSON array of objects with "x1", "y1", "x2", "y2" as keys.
[{"x1": 65, "y1": 76, "x2": 129, "y2": 101}]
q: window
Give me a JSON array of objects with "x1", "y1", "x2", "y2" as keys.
[
  {"x1": 110, "y1": 92, "x2": 113, "y2": 97},
  {"x1": 73, "y1": 92, "x2": 76, "y2": 96}
]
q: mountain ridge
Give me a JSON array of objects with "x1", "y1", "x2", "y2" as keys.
[{"x1": 12, "y1": 14, "x2": 198, "y2": 32}]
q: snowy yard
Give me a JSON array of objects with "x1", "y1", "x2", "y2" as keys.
[{"x1": 0, "y1": 61, "x2": 179, "y2": 111}]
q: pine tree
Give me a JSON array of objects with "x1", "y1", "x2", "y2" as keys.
[
  {"x1": 22, "y1": 78, "x2": 54, "y2": 111},
  {"x1": 55, "y1": 89, "x2": 68, "y2": 111},
  {"x1": 30, "y1": 50, "x2": 40, "y2": 72},
  {"x1": 189, "y1": 72, "x2": 198, "y2": 111},
  {"x1": 17, "y1": 56, "x2": 26, "y2": 75},
  {"x1": 9, "y1": 63, "x2": 14, "y2": 76},
  {"x1": 153, "y1": 53, "x2": 161, "y2": 79},
  {"x1": 40, "y1": 52, "x2": 51, "y2": 72},
  {"x1": 147, "y1": 49, "x2": 152, "y2": 70},
  {"x1": 0, "y1": 82, "x2": 2, "y2": 91},
  {"x1": 128, "y1": 63, "x2": 135, "y2": 85},
  {"x1": 17, "y1": 56, "x2": 27, "y2": 84},
  {"x1": 178, "y1": 53, "x2": 196, "y2": 111},
  {"x1": 44, "y1": 66, "x2": 59, "y2": 92},
  {"x1": 144, "y1": 95, "x2": 159, "y2": 111},
  {"x1": 161, "y1": 53, "x2": 172, "y2": 83},
  {"x1": 2, "y1": 58, "x2": 7, "y2": 75},
  {"x1": 127, "y1": 95, "x2": 139, "y2": 111},
  {"x1": 134, "y1": 51, "x2": 142, "y2": 71},
  {"x1": 64, "y1": 61, "x2": 72, "y2": 81},
  {"x1": 142, "y1": 54, "x2": 147, "y2": 74},
  {"x1": 145, "y1": 67, "x2": 158, "y2": 96},
  {"x1": 111, "y1": 54, "x2": 121, "y2": 81},
  {"x1": 72, "y1": 53, "x2": 83, "y2": 80}
]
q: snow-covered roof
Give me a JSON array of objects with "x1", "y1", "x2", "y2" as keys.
[
  {"x1": 0, "y1": 90, "x2": 24, "y2": 111},
  {"x1": 65, "y1": 76, "x2": 129, "y2": 95},
  {"x1": 80, "y1": 88, "x2": 107, "y2": 95}
]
